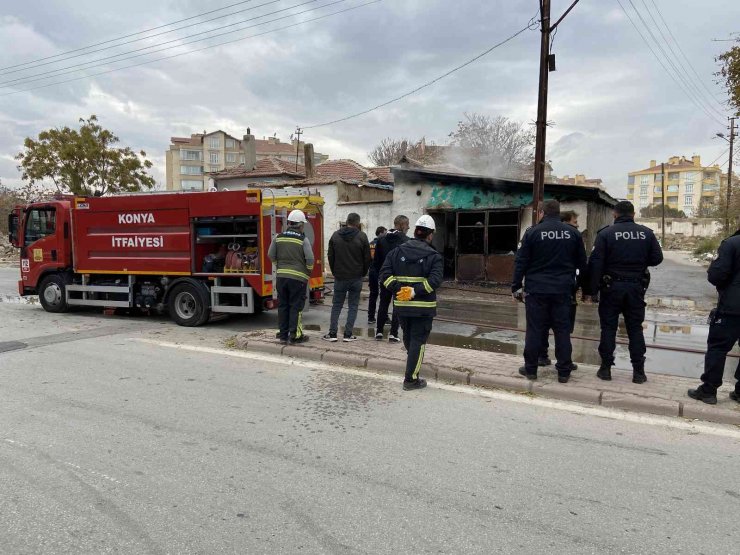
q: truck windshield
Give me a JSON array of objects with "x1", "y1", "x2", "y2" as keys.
[{"x1": 25, "y1": 208, "x2": 56, "y2": 244}]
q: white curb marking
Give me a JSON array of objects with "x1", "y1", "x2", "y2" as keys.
[{"x1": 132, "y1": 338, "x2": 740, "y2": 440}]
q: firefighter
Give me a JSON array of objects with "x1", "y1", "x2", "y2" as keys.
[
  {"x1": 512, "y1": 200, "x2": 587, "y2": 383},
  {"x1": 587, "y1": 201, "x2": 663, "y2": 383},
  {"x1": 267, "y1": 210, "x2": 314, "y2": 345},
  {"x1": 379, "y1": 215, "x2": 443, "y2": 391},
  {"x1": 688, "y1": 229, "x2": 740, "y2": 405}
]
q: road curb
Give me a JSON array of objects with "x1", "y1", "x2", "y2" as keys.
[{"x1": 236, "y1": 337, "x2": 740, "y2": 427}]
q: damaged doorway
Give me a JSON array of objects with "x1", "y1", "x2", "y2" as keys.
[{"x1": 454, "y1": 210, "x2": 521, "y2": 283}]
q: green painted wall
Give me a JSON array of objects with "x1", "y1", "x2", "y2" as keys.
[{"x1": 428, "y1": 184, "x2": 548, "y2": 210}]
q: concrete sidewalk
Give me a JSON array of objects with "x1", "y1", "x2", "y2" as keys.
[{"x1": 234, "y1": 329, "x2": 740, "y2": 427}]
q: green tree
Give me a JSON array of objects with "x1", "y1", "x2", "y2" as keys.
[
  {"x1": 15, "y1": 115, "x2": 155, "y2": 196},
  {"x1": 639, "y1": 204, "x2": 686, "y2": 218},
  {"x1": 717, "y1": 39, "x2": 740, "y2": 116}
]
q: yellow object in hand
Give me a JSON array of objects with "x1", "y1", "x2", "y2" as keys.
[{"x1": 396, "y1": 286, "x2": 414, "y2": 302}]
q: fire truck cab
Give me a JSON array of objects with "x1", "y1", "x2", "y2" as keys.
[{"x1": 7, "y1": 188, "x2": 324, "y2": 326}]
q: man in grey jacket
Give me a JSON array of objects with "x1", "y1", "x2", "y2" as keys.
[{"x1": 324, "y1": 213, "x2": 371, "y2": 342}]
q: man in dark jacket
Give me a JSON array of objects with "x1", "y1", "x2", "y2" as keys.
[
  {"x1": 324, "y1": 213, "x2": 371, "y2": 342},
  {"x1": 373, "y1": 215, "x2": 409, "y2": 342},
  {"x1": 379, "y1": 215, "x2": 443, "y2": 391},
  {"x1": 513, "y1": 200, "x2": 587, "y2": 383},
  {"x1": 367, "y1": 226, "x2": 387, "y2": 325},
  {"x1": 688, "y1": 231, "x2": 740, "y2": 405},
  {"x1": 588, "y1": 201, "x2": 663, "y2": 384}
]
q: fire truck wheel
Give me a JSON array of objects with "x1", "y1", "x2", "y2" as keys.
[
  {"x1": 38, "y1": 274, "x2": 70, "y2": 313},
  {"x1": 168, "y1": 282, "x2": 210, "y2": 327}
]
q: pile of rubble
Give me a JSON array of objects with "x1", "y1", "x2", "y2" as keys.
[{"x1": 0, "y1": 232, "x2": 18, "y2": 265}]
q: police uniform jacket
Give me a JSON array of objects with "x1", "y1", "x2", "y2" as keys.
[
  {"x1": 512, "y1": 214, "x2": 587, "y2": 295},
  {"x1": 587, "y1": 216, "x2": 663, "y2": 294},
  {"x1": 707, "y1": 232, "x2": 740, "y2": 316},
  {"x1": 379, "y1": 238, "x2": 443, "y2": 317},
  {"x1": 267, "y1": 228, "x2": 314, "y2": 282}
]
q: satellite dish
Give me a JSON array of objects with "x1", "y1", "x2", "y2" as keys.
[
  {"x1": 222, "y1": 187, "x2": 229, "y2": 191},
  {"x1": 208, "y1": 186, "x2": 218, "y2": 192}
]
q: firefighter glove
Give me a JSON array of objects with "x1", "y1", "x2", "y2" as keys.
[{"x1": 396, "y1": 286, "x2": 415, "y2": 302}]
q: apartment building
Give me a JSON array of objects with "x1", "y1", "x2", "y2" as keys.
[
  {"x1": 626, "y1": 155, "x2": 722, "y2": 217},
  {"x1": 165, "y1": 130, "x2": 329, "y2": 191}
]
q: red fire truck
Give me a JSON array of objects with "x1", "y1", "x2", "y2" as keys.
[{"x1": 6, "y1": 188, "x2": 324, "y2": 326}]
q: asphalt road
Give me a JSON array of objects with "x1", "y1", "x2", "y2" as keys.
[{"x1": 1, "y1": 300, "x2": 740, "y2": 553}]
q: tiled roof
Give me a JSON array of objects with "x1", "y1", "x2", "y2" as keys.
[
  {"x1": 208, "y1": 158, "x2": 305, "y2": 180},
  {"x1": 368, "y1": 166, "x2": 393, "y2": 183},
  {"x1": 255, "y1": 139, "x2": 296, "y2": 155},
  {"x1": 634, "y1": 161, "x2": 700, "y2": 174},
  {"x1": 316, "y1": 159, "x2": 393, "y2": 184}
]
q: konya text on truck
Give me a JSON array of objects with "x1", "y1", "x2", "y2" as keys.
[{"x1": 6, "y1": 188, "x2": 324, "y2": 326}]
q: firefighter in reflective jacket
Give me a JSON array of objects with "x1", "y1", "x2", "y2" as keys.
[
  {"x1": 268, "y1": 210, "x2": 314, "y2": 344},
  {"x1": 379, "y1": 215, "x2": 443, "y2": 391}
]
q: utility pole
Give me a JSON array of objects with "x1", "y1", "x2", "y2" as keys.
[
  {"x1": 661, "y1": 162, "x2": 666, "y2": 245},
  {"x1": 531, "y1": 0, "x2": 581, "y2": 225},
  {"x1": 294, "y1": 127, "x2": 303, "y2": 172},
  {"x1": 532, "y1": 0, "x2": 551, "y2": 225},
  {"x1": 727, "y1": 117, "x2": 736, "y2": 234}
]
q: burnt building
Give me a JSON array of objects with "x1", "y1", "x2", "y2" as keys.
[{"x1": 391, "y1": 163, "x2": 617, "y2": 283}]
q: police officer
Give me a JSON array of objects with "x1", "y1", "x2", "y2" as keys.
[
  {"x1": 688, "y1": 229, "x2": 740, "y2": 405},
  {"x1": 267, "y1": 210, "x2": 314, "y2": 345},
  {"x1": 513, "y1": 199, "x2": 587, "y2": 383},
  {"x1": 587, "y1": 201, "x2": 663, "y2": 383},
  {"x1": 379, "y1": 215, "x2": 443, "y2": 391}
]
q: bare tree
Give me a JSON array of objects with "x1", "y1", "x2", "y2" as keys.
[
  {"x1": 368, "y1": 137, "x2": 427, "y2": 166},
  {"x1": 448, "y1": 113, "x2": 534, "y2": 176}
]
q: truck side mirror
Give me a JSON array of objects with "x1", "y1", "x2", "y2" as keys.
[{"x1": 7, "y1": 209, "x2": 20, "y2": 247}]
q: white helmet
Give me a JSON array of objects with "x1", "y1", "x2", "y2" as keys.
[
  {"x1": 415, "y1": 214, "x2": 436, "y2": 231},
  {"x1": 287, "y1": 209, "x2": 307, "y2": 223}
]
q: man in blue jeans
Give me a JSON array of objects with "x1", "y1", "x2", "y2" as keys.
[{"x1": 324, "y1": 213, "x2": 371, "y2": 342}]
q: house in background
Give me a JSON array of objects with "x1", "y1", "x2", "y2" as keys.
[{"x1": 165, "y1": 129, "x2": 329, "y2": 191}]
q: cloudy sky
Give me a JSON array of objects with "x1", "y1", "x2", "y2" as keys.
[{"x1": 0, "y1": 0, "x2": 736, "y2": 197}]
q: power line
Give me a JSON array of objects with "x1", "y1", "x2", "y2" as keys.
[
  {"x1": 302, "y1": 20, "x2": 537, "y2": 129},
  {"x1": 0, "y1": 0, "x2": 382, "y2": 98},
  {"x1": 615, "y1": 0, "x2": 725, "y2": 127},
  {"x1": 0, "y1": 0, "x2": 328, "y2": 88},
  {"x1": 641, "y1": 0, "x2": 727, "y2": 118},
  {"x1": 0, "y1": 0, "x2": 283, "y2": 77},
  {"x1": 627, "y1": 0, "x2": 726, "y2": 123},
  {"x1": 707, "y1": 147, "x2": 730, "y2": 168},
  {"x1": 0, "y1": 0, "x2": 260, "y2": 72}
]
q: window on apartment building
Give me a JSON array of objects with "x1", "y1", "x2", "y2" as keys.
[
  {"x1": 209, "y1": 165, "x2": 220, "y2": 173},
  {"x1": 181, "y1": 149, "x2": 201, "y2": 161},
  {"x1": 654, "y1": 186, "x2": 662, "y2": 194},
  {"x1": 668, "y1": 172, "x2": 679, "y2": 180},
  {"x1": 704, "y1": 171, "x2": 716, "y2": 180},
  {"x1": 684, "y1": 171, "x2": 697, "y2": 183},
  {"x1": 703, "y1": 183, "x2": 718, "y2": 191},
  {"x1": 225, "y1": 138, "x2": 236, "y2": 149},
  {"x1": 654, "y1": 174, "x2": 663, "y2": 183},
  {"x1": 181, "y1": 179, "x2": 203, "y2": 191},
  {"x1": 640, "y1": 195, "x2": 648, "y2": 206},
  {"x1": 208, "y1": 137, "x2": 220, "y2": 148},
  {"x1": 667, "y1": 196, "x2": 679, "y2": 204},
  {"x1": 685, "y1": 183, "x2": 694, "y2": 193},
  {"x1": 239, "y1": 154, "x2": 245, "y2": 164},
  {"x1": 628, "y1": 175, "x2": 635, "y2": 185},
  {"x1": 667, "y1": 185, "x2": 679, "y2": 193},
  {"x1": 640, "y1": 186, "x2": 648, "y2": 195},
  {"x1": 640, "y1": 175, "x2": 649, "y2": 186},
  {"x1": 180, "y1": 165, "x2": 202, "y2": 175},
  {"x1": 226, "y1": 153, "x2": 237, "y2": 163},
  {"x1": 209, "y1": 151, "x2": 219, "y2": 164},
  {"x1": 684, "y1": 195, "x2": 694, "y2": 206}
]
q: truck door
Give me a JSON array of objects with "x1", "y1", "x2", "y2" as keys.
[{"x1": 22, "y1": 205, "x2": 62, "y2": 290}]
